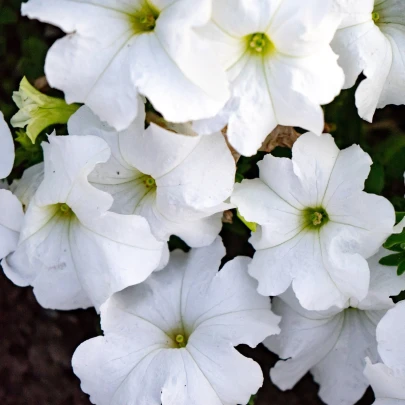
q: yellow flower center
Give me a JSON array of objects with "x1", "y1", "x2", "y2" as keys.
[
  {"x1": 131, "y1": 2, "x2": 159, "y2": 33},
  {"x1": 372, "y1": 11, "x2": 380, "y2": 23}
]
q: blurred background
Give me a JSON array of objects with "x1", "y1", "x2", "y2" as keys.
[{"x1": 1, "y1": 0, "x2": 405, "y2": 403}]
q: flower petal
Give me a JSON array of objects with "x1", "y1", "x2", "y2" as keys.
[
  {"x1": 22, "y1": 0, "x2": 141, "y2": 130},
  {"x1": 376, "y1": 301, "x2": 405, "y2": 370},
  {"x1": 71, "y1": 212, "x2": 166, "y2": 310},
  {"x1": 0, "y1": 112, "x2": 15, "y2": 179},
  {"x1": 265, "y1": 293, "x2": 344, "y2": 390},
  {"x1": 0, "y1": 190, "x2": 24, "y2": 259},
  {"x1": 357, "y1": 249, "x2": 405, "y2": 311},
  {"x1": 37, "y1": 135, "x2": 112, "y2": 219},
  {"x1": 364, "y1": 358, "x2": 405, "y2": 402}
]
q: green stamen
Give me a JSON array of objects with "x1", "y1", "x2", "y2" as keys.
[
  {"x1": 59, "y1": 203, "x2": 72, "y2": 216},
  {"x1": 143, "y1": 175, "x2": 156, "y2": 188},
  {"x1": 246, "y1": 32, "x2": 275, "y2": 55},
  {"x1": 249, "y1": 33, "x2": 267, "y2": 53},
  {"x1": 372, "y1": 12, "x2": 380, "y2": 23},
  {"x1": 131, "y1": 2, "x2": 160, "y2": 33},
  {"x1": 175, "y1": 334, "x2": 186, "y2": 348},
  {"x1": 303, "y1": 207, "x2": 329, "y2": 229}
]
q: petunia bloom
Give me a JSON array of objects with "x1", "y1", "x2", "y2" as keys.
[
  {"x1": 72, "y1": 238, "x2": 280, "y2": 405},
  {"x1": 193, "y1": 0, "x2": 344, "y2": 156},
  {"x1": 364, "y1": 301, "x2": 405, "y2": 405},
  {"x1": 265, "y1": 248, "x2": 405, "y2": 405},
  {"x1": 21, "y1": 0, "x2": 229, "y2": 131},
  {"x1": 232, "y1": 132, "x2": 396, "y2": 310},
  {"x1": 68, "y1": 103, "x2": 235, "y2": 248},
  {"x1": 331, "y1": 0, "x2": 405, "y2": 122},
  {"x1": 3, "y1": 135, "x2": 167, "y2": 311},
  {"x1": 0, "y1": 111, "x2": 15, "y2": 179}
]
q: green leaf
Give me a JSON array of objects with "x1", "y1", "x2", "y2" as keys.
[
  {"x1": 398, "y1": 260, "x2": 405, "y2": 276},
  {"x1": 248, "y1": 395, "x2": 257, "y2": 405},
  {"x1": 384, "y1": 231, "x2": 405, "y2": 250},
  {"x1": 364, "y1": 162, "x2": 385, "y2": 194},
  {"x1": 379, "y1": 253, "x2": 404, "y2": 267}
]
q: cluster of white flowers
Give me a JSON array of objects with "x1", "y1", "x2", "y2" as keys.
[{"x1": 1, "y1": 0, "x2": 405, "y2": 404}]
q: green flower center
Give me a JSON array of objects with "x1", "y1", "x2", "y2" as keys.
[
  {"x1": 247, "y1": 33, "x2": 275, "y2": 55},
  {"x1": 58, "y1": 203, "x2": 73, "y2": 217},
  {"x1": 131, "y1": 2, "x2": 159, "y2": 33},
  {"x1": 175, "y1": 334, "x2": 187, "y2": 348},
  {"x1": 372, "y1": 11, "x2": 380, "y2": 23},
  {"x1": 303, "y1": 207, "x2": 329, "y2": 229},
  {"x1": 143, "y1": 175, "x2": 156, "y2": 189}
]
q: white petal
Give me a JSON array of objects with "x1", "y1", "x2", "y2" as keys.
[
  {"x1": 291, "y1": 227, "x2": 370, "y2": 310},
  {"x1": 265, "y1": 294, "x2": 344, "y2": 390},
  {"x1": 156, "y1": 133, "x2": 235, "y2": 215},
  {"x1": 73, "y1": 334, "x2": 177, "y2": 405},
  {"x1": 364, "y1": 358, "x2": 405, "y2": 402},
  {"x1": 22, "y1": 0, "x2": 141, "y2": 130},
  {"x1": 267, "y1": 292, "x2": 385, "y2": 405},
  {"x1": 357, "y1": 249, "x2": 405, "y2": 311},
  {"x1": 224, "y1": 56, "x2": 278, "y2": 157},
  {"x1": 376, "y1": 301, "x2": 405, "y2": 370},
  {"x1": 232, "y1": 178, "x2": 303, "y2": 235},
  {"x1": 119, "y1": 121, "x2": 200, "y2": 179},
  {"x1": 332, "y1": 2, "x2": 405, "y2": 122},
  {"x1": 311, "y1": 309, "x2": 383, "y2": 405},
  {"x1": 0, "y1": 111, "x2": 14, "y2": 179},
  {"x1": 36, "y1": 135, "x2": 112, "y2": 218},
  {"x1": 187, "y1": 330, "x2": 264, "y2": 405},
  {"x1": 185, "y1": 256, "x2": 280, "y2": 346},
  {"x1": 4, "y1": 204, "x2": 91, "y2": 309},
  {"x1": 327, "y1": 192, "x2": 395, "y2": 258},
  {"x1": 10, "y1": 163, "x2": 44, "y2": 209},
  {"x1": 290, "y1": 132, "x2": 340, "y2": 207},
  {"x1": 211, "y1": 0, "x2": 279, "y2": 37},
  {"x1": 268, "y1": 0, "x2": 340, "y2": 57},
  {"x1": 131, "y1": 0, "x2": 229, "y2": 122},
  {"x1": 0, "y1": 190, "x2": 24, "y2": 259},
  {"x1": 71, "y1": 212, "x2": 166, "y2": 310}
]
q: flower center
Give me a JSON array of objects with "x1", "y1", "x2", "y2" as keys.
[
  {"x1": 303, "y1": 207, "x2": 329, "y2": 229},
  {"x1": 58, "y1": 203, "x2": 73, "y2": 217},
  {"x1": 372, "y1": 11, "x2": 380, "y2": 23},
  {"x1": 247, "y1": 32, "x2": 275, "y2": 55},
  {"x1": 142, "y1": 175, "x2": 156, "y2": 189},
  {"x1": 175, "y1": 334, "x2": 186, "y2": 348},
  {"x1": 131, "y1": 2, "x2": 159, "y2": 33}
]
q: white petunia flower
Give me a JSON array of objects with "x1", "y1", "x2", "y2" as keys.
[
  {"x1": 232, "y1": 132, "x2": 395, "y2": 310},
  {"x1": 193, "y1": 0, "x2": 345, "y2": 156},
  {"x1": 0, "y1": 190, "x2": 24, "y2": 262},
  {"x1": 72, "y1": 238, "x2": 281, "y2": 405},
  {"x1": 3, "y1": 135, "x2": 167, "y2": 311},
  {"x1": 68, "y1": 104, "x2": 235, "y2": 248},
  {"x1": 364, "y1": 301, "x2": 405, "y2": 405},
  {"x1": 331, "y1": 0, "x2": 405, "y2": 122},
  {"x1": 265, "y1": 248, "x2": 405, "y2": 405},
  {"x1": 0, "y1": 111, "x2": 15, "y2": 179},
  {"x1": 21, "y1": 0, "x2": 229, "y2": 131}
]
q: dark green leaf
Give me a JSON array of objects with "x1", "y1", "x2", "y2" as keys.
[{"x1": 379, "y1": 253, "x2": 404, "y2": 266}]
